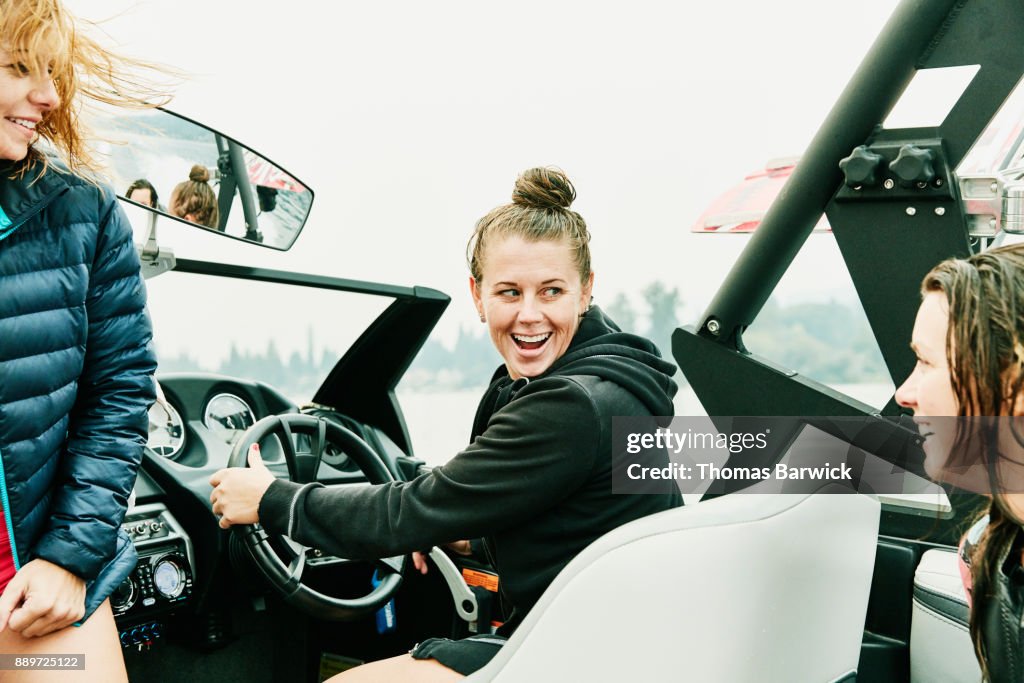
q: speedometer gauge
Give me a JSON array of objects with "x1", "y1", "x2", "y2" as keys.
[
  {"x1": 148, "y1": 398, "x2": 185, "y2": 459},
  {"x1": 322, "y1": 442, "x2": 353, "y2": 470},
  {"x1": 203, "y1": 393, "x2": 256, "y2": 444},
  {"x1": 153, "y1": 557, "x2": 186, "y2": 599}
]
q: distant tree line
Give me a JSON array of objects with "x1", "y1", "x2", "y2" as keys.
[
  {"x1": 743, "y1": 298, "x2": 889, "y2": 384},
  {"x1": 156, "y1": 280, "x2": 890, "y2": 396},
  {"x1": 404, "y1": 282, "x2": 889, "y2": 389},
  {"x1": 155, "y1": 339, "x2": 339, "y2": 402}
]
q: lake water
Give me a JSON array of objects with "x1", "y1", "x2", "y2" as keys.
[{"x1": 396, "y1": 382, "x2": 895, "y2": 467}]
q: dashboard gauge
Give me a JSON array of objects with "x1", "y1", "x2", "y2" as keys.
[
  {"x1": 322, "y1": 442, "x2": 353, "y2": 470},
  {"x1": 302, "y1": 410, "x2": 359, "y2": 471},
  {"x1": 203, "y1": 393, "x2": 256, "y2": 444},
  {"x1": 153, "y1": 557, "x2": 186, "y2": 599},
  {"x1": 148, "y1": 398, "x2": 185, "y2": 459},
  {"x1": 111, "y1": 576, "x2": 138, "y2": 615}
]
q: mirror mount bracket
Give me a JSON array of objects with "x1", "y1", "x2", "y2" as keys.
[{"x1": 137, "y1": 211, "x2": 177, "y2": 280}]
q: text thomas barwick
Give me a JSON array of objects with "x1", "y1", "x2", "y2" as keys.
[{"x1": 625, "y1": 462, "x2": 853, "y2": 482}]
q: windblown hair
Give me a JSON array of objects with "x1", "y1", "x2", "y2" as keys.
[
  {"x1": 922, "y1": 242, "x2": 1024, "y2": 681},
  {"x1": 467, "y1": 166, "x2": 592, "y2": 284},
  {"x1": 170, "y1": 164, "x2": 219, "y2": 229},
  {"x1": 1, "y1": 0, "x2": 172, "y2": 177}
]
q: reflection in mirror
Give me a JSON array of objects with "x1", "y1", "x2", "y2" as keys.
[
  {"x1": 203, "y1": 393, "x2": 256, "y2": 445},
  {"x1": 148, "y1": 396, "x2": 185, "y2": 460},
  {"x1": 87, "y1": 105, "x2": 313, "y2": 250}
]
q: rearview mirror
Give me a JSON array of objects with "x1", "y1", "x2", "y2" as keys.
[{"x1": 90, "y1": 106, "x2": 313, "y2": 250}]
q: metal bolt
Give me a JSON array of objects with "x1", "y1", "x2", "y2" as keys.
[
  {"x1": 916, "y1": 181, "x2": 928, "y2": 189},
  {"x1": 706, "y1": 319, "x2": 721, "y2": 336},
  {"x1": 883, "y1": 179, "x2": 895, "y2": 190},
  {"x1": 934, "y1": 207, "x2": 945, "y2": 216},
  {"x1": 934, "y1": 178, "x2": 944, "y2": 187},
  {"x1": 906, "y1": 207, "x2": 917, "y2": 216}
]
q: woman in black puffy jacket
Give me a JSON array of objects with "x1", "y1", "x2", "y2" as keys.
[{"x1": 0, "y1": 1, "x2": 163, "y2": 679}]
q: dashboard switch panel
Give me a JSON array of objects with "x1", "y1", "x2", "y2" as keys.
[{"x1": 114, "y1": 503, "x2": 196, "y2": 622}]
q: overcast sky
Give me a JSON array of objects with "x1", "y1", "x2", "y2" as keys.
[{"x1": 65, "y1": 0, "x2": 900, "y2": 367}]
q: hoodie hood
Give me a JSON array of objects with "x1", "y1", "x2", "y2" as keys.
[
  {"x1": 481, "y1": 306, "x2": 678, "y2": 418},
  {"x1": 546, "y1": 305, "x2": 678, "y2": 415}
]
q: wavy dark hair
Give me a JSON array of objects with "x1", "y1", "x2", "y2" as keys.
[
  {"x1": 126, "y1": 178, "x2": 158, "y2": 208},
  {"x1": 921, "y1": 242, "x2": 1024, "y2": 680}
]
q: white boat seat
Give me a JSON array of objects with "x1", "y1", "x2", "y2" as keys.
[
  {"x1": 468, "y1": 484, "x2": 880, "y2": 682},
  {"x1": 910, "y1": 548, "x2": 981, "y2": 683}
]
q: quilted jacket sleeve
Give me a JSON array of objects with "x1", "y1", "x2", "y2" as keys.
[{"x1": 31, "y1": 189, "x2": 157, "y2": 580}]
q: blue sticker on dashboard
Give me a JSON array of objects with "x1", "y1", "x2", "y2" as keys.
[{"x1": 371, "y1": 570, "x2": 397, "y2": 634}]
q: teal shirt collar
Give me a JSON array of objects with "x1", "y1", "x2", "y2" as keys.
[{"x1": 0, "y1": 203, "x2": 12, "y2": 241}]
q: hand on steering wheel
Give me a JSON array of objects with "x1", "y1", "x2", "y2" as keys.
[
  {"x1": 219, "y1": 413, "x2": 407, "y2": 621},
  {"x1": 210, "y1": 443, "x2": 274, "y2": 528}
]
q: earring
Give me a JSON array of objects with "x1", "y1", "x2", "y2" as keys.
[{"x1": 480, "y1": 315, "x2": 486, "y2": 323}]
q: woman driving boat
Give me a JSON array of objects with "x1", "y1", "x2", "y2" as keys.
[{"x1": 210, "y1": 166, "x2": 683, "y2": 679}]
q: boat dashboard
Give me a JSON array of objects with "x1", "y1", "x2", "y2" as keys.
[{"x1": 114, "y1": 372, "x2": 422, "y2": 650}]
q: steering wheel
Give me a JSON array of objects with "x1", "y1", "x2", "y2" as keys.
[{"x1": 227, "y1": 413, "x2": 407, "y2": 620}]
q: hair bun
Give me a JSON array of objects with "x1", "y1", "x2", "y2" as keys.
[
  {"x1": 512, "y1": 167, "x2": 576, "y2": 210},
  {"x1": 188, "y1": 164, "x2": 210, "y2": 183}
]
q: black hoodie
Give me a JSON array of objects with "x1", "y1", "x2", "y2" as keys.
[{"x1": 259, "y1": 307, "x2": 683, "y2": 631}]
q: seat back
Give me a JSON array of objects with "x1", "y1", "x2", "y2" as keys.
[
  {"x1": 468, "y1": 488, "x2": 880, "y2": 682},
  {"x1": 910, "y1": 548, "x2": 981, "y2": 682}
]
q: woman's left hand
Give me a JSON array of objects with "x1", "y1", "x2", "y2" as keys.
[
  {"x1": 412, "y1": 540, "x2": 473, "y2": 575},
  {"x1": 0, "y1": 559, "x2": 86, "y2": 637},
  {"x1": 209, "y1": 443, "x2": 275, "y2": 529}
]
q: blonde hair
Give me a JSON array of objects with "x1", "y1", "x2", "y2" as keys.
[
  {"x1": 467, "y1": 167, "x2": 592, "y2": 284},
  {"x1": 2, "y1": 0, "x2": 173, "y2": 177}
]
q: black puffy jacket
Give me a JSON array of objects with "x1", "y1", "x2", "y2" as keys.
[
  {"x1": 0, "y1": 160, "x2": 157, "y2": 620},
  {"x1": 962, "y1": 517, "x2": 1024, "y2": 682}
]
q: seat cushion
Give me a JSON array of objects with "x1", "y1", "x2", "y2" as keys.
[{"x1": 910, "y1": 548, "x2": 981, "y2": 683}]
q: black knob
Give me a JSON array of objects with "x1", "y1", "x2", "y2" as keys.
[
  {"x1": 890, "y1": 144, "x2": 935, "y2": 186},
  {"x1": 839, "y1": 146, "x2": 884, "y2": 188}
]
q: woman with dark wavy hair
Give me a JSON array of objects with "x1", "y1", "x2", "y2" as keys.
[
  {"x1": 126, "y1": 178, "x2": 159, "y2": 208},
  {"x1": 896, "y1": 243, "x2": 1024, "y2": 682}
]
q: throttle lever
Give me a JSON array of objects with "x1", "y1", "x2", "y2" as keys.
[{"x1": 428, "y1": 547, "x2": 479, "y2": 624}]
